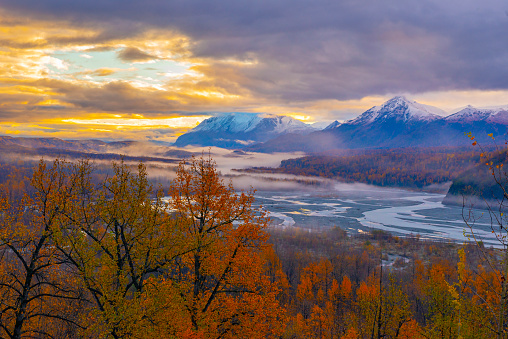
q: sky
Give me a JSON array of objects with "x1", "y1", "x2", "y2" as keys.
[{"x1": 0, "y1": 0, "x2": 507, "y2": 143}]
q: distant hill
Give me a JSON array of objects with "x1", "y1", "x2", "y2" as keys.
[
  {"x1": 0, "y1": 136, "x2": 138, "y2": 153},
  {"x1": 245, "y1": 96, "x2": 508, "y2": 153},
  {"x1": 173, "y1": 113, "x2": 318, "y2": 148},
  {"x1": 241, "y1": 147, "x2": 484, "y2": 192},
  {"x1": 443, "y1": 150, "x2": 508, "y2": 208},
  {"x1": 0, "y1": 136, "x2": 189, "y2": 165},
  {"x1": 0, "y1": 144, "x2": 178, "y2": 165}
]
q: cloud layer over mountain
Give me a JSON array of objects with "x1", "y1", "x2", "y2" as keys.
[
  {"x1": 0, "y1": 0, "x2": 507, "y2": 141},
  {"x1": 2, "y1": 0, "x2": 507, "y2": 102}
]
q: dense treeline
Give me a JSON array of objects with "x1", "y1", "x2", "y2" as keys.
[
  {"x1": 1, "y1": 157, "x2": 508, "y2": 338},
  {"x1": 0, "y1": 143, "x2": 179, "y2": 164},
  {"x1": 244, "y1": 147, "x2": 490, "y2": 190},
  {"x1": 0, "y1": 163, "x2": 33, "y2": 201},
  {"x1": 269, "y1": 227, "x2": 505, "y2": 338},
  {"x1": 0, "y1": 159, "x2": 177, "y2": 200}
]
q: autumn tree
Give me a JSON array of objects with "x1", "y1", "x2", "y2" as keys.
[
  {"x1": 293, "y1": 259, "x2": 343, "y2": 338},
  {"x1": 155, "y1": 155, "x2": 286, "y2": 338},
  {"x1": 42, "y1": 159, "x2": 188, "y2": 338},
  {"x1": 461, "y1": 133, "x2": 508, "y2": 338},
  {"x1": 444, "y1": 248, "x2": 498, "y2": 338},
  {"x1": 0, "y1": 160, "x2": 85, "y2": 339},
  {"x1": 355, "y1": 270, "x2": 412, "y2": 339},
  {"x1": 0, "y1": 155, "x2": 286, "y2": 338}
]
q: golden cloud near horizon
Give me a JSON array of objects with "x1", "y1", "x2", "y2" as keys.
[{"x1": 61, "y1": 116, "x2": 210, "y2": 128}]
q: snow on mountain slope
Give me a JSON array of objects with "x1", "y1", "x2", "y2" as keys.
[
  {"x1": 347, "y1": 96, "x2": 445, "y2": 125},
  {"x1": 445, "y1": 106, "x2": 493, "y2": 122},
  {"x1": 445, "y1": 105, "x2": 508, "y2": 123},
  {"x1": 323, "y1": 120, "x2": 341, "y2": 130},
  {"x1": 175, "y1": 97, "x2": 508, "y2": 151},
  {"x1": 191, "y1": 113, "x2": 314, "y2": 134},
  {"x1": 192, "y1": 113, "x2": 263, "y2": 133},
  {"x1": 174, "y1": 113, "x2": 317, "y2": 148},
  {"x1": 272, "y1": 115, "x2": 316, "y2": 133}
]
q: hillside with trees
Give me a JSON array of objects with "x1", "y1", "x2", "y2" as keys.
[
  {"x1": 241, "y1": 147, "x2": 487, "y2": 191},
  {"x1": 1, "y1": 156, "x2": 508, "y2": 338},
  {"x1": 444, "y1": 148, "x2": 508, "y2": 207},
  {"x1": 0, "y1": 157, "x2": 285, "y2": 338}
]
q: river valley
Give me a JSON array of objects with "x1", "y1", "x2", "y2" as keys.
[{"x1": 254, "y1": 182, "x2": 499, "y2": 247}]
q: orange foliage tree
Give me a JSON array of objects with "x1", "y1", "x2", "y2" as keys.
[
  {"x1": 0, "y1": 156, "x2": 286, "y2": 338},
  {"x1": 153, "y1": 155, "x2": 286, "y2": 338},
  {"x1": 462, "y1": 133, "x2": 508, "y2": 338}
]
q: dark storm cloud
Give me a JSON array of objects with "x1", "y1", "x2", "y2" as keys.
[{"x1": 2, "y1": 0, "x2": 508, "y2": 101}]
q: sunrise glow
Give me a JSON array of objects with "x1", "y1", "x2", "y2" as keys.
[
  {"x1": 0, "y1": 2, "x2": 505, "y2": 142},
  {"x1": 62, "y1": 116, "x2": 210, "y2": 128}
]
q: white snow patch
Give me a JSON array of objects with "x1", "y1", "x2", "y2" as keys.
[{"x1": 445, "y1": 105, "x2": 508, "y2": 123}]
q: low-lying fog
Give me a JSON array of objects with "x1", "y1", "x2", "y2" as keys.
[
  {"x1": 8, "y1": 143, "x2": 498, "y2": 248},
  {"x1": 135, "y1": 145, "x2": 496, "y2": 248},
  {"x1": 110, "y1": 144, "x2": 313, "y2": 191}
]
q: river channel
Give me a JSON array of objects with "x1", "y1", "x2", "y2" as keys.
[{"x1": 254, "y1": 183, "x2": 499, "y2": 247}]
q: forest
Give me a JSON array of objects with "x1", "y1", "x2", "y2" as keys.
[
  {"x1": 242, "y1": 147, "x2": 492, "y2": 190},
  {"x1": 0, "y1": 155, "x2": 508, "y2": 338}
]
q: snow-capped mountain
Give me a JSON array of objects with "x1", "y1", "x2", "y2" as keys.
[
  {"x1": 245, "y1": 96, "x2": 508, "y2": 153},
  {"x1": 445, "y1": 105, "x2": 508, "y2": 124},
  {"x1": 311, "y1": 96, "x2": 448, "y2": 149},
  {"x1": 193, "y1": 113, "x2": 313, "y2": 134},
  {"x1": 489, "y1": 108, "x2": 508, "y2": 124},
  {"x1": 193, "y1": 113, "x2": 264, "y2": 133},
  {"x1": 174, "y1": 113, "x2": 316, "y2": 148},
  {"x1": 172, "y1": 97, "x2": 508, "y2": 152},
  {"x1": 347, "y1": 96, "x2": 444, "y2": 126}
]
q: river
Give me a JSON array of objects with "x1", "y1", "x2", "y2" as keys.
[{"x1": 254, "y1": 182, "x2": 500, "y2": 247}]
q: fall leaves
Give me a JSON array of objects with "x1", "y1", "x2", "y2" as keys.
[
  {"x1": 0, "y1": 157, "x2": 285, "y2": 339},
  {"x1": 160, "y1": 156, "x2": 285, "y2": 338},
  {"x1": 1, "y1": 155, "x2": 508, "y2": 339}
]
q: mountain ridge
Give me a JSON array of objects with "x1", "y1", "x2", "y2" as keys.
[
  {"x1": 245, "y1": 97, "x2": 508, "y2": 153},
  {"x1": 174, "y1": 113, "x2": 317, "y2": 148}
]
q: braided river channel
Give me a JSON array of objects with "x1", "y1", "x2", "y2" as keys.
[{"x1": 254, "y1": 183, "x2": 499, "y2": 247}]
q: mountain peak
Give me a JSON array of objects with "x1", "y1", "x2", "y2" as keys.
[
  {"x1": 348, "y1": 96, "x2": 444, "y2": 125},
  {"x1": 386, "y1": 95, "x2": 410, "y2": 104},
  {"x1": 445, "y1": 105, "x2": 508, "y2": 123},
  {"x1": 323, "y1": 120, "x2": 341, "y2": 130},
  {"x1": 193, "y1": 113, "x2": 264, "y2": 133},
  {"x1": 191, "y1": 112, "x2": 316, "y2": 134}
]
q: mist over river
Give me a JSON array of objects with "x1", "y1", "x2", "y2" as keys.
[
  {"x1": 253, "y1": 182, "x2": 499, "y2": 247},
  {"x1": 152, "y1": 149, "x2": 500, "y2": 247}
]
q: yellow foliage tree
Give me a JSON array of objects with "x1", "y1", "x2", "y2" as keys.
[
  {"x1": 0, "y1": 160, "x2": 85, "y2": 339},
  {"x1": 1, "y1": 156, "x2": 286, "y2": 338},
  {"x1": 46, "y1": 159, "x2": 185, "y2": 338}
]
